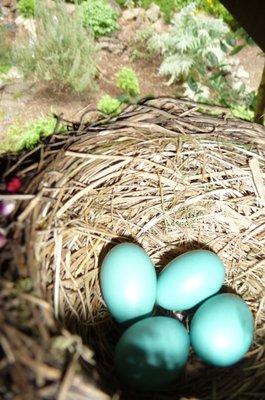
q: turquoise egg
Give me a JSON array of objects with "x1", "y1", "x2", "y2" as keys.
[
  {"x1": 100, "y1": 243, "x2": 157, "y2": 324},
  {"x1": 114, "y1": 316, "x2": 190, "y2": 390},
  {"x1": 190, "y1": 293, "x2": 254, "y2": 367},
  {"x1": 156, "y1": 250, "x2": 225, "y2": 310}
]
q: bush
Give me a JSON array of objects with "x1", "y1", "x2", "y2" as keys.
[
  {"x1": 81, "y1": 0, "x2": 119, "y2": 37},
  {"x1": 0, "y1": 26, "x2": 12, "y2": 74},
  {"x1": 209, "y1": 72, "x2": 256, "y2": 115},
  {"x1": 116, "y1": 67, "x2": 140, "y2": 97},
  {"x1": 198, "y1": 0, "x2": 234, "y2": 27},
  {"x1": 159, "y1": 1, "x2": 234, "y2": 26},
  {"x1": 149, "y1": 2, "x2": 230, "y2": 84},
  {"x1": 14, "y1": 0, "x2": 97, "y2": 93},
  {"x1": 1, "y1": 117, "x2": 67, "y2": 154},
  {"x1": 118, "y1": 0, "x2": 235, "y2": 25},
  {"x1": 18, "y1": 0, "x2": 35, "y2": 18},
  {"x1": 97, "y1": 95, "x2": 121, "y2": 115},
  {"x1": 182, "y1": 69, "x2": 256, "y2": 122},
  {"x1": 116, "y1": 0, "x2": 139, "y2": 7},
  {"x1": 117, "y1": 0, "x2": 179, "y2": 23},
  {"x1": 143, "y1": 0, "x2": 179, "y2": 23},
  {"x1": 131, "y1": 26, "x2": 154, "y2": 61}
]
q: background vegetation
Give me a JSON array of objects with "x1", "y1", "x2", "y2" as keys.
[
  {"x1": 14, "y1": 0, "x2": 97, "y2": 92},
  {"x1": 0, "y1": 0, "x2": 264, "y2": 155}
]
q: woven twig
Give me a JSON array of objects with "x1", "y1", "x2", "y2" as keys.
[{"x1": 2, "y1": 98, "x2": 265, "y2": 399}]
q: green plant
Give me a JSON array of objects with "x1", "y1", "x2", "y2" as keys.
[
  {"x1": 0, "y1": 25, "x2": 12, "y2": 74},
  {"x1": 116, "y1": 0, "x2": 235, "y2": 25},
  {"x1": 97, "y1": 95, "x2": 121, "y2": 115},
  {"x1": 14, "y1": 0, "x2": 97, "y2": 92},
  {"x1": 149, "y1": 2, "x2": 230, "y2": 84},
  {"x1": 197, "y1": 0, "x2": 234, "y2": 27},
  {"x1": 230, "y1": 105, "x2": 254, "y2": 122},
  {"x1": 0, "y1": 116, "x2": 67, "y2": 154},
  {"x1": 234, "y1": 27, "x2": 256, "y2": 46},
  {"x1": 18, "y1": 0, "x2": 36, "y2": 18},
  {"x1": 116, "y1": 67, "x2": 140, "y2": 97},
  {"x1": 131, "y1": 27, "x2": 154, "y2": 60},
  {"x1": 167, "y1": 0, "x2": 235, "y2": 26},
  {"x1": 13, "y1": 91, "x2": 23, "y2": 100},
  {"x1": 210, "y1": 72, "x2": 256, "y2": 113},
  {"x1": 81, "y1": 0, "x2": 119, "y2": 37},
  {"x1": 116, "y1": 0, "x2": 137, "y2": 6},
  {"x1": 117, "y1": 0, "x2": 181, "y2": 23},
  {"x1": 183, "y1": 71, "x2": 256, "y2": 122}
]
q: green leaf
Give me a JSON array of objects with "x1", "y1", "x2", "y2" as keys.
[
  {"x1": 116, "y1": 94, "x2": 130, "y2": 103},
  {"x1": 187, "y1": 76, "x2": 198, "y2": 91},
  {"x1": 230, "y1": 44, "x2": 245, "y2": 56}
]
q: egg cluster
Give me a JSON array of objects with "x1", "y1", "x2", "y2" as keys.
[{"x1": 100, "y1": 243, "x2": 254, "y2": 391}]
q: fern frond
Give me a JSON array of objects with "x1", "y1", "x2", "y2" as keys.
[
  {"x1": 151, "y1": 2, "x2": 230, "y2": 85},
  {"x1": 159, "y1": 54, "x2": 194, "y2": 82}
]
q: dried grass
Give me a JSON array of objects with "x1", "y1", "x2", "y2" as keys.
[{"x1": 2, "y1": 98, "x2": 265, "y2": 399}]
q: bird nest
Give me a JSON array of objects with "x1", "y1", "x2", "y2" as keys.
[{"x1": 3, "y1": 98, "x2": 265, "y2": 399}]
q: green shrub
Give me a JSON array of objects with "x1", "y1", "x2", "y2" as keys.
[
  {"x1": 183, "y1": 71, "x2": 256, "y2": 122},
  {"x1": 1, "y1": 117, "x2": 67, "y2": 154},
  {"x1": 116, "y1": 0, "x2": 140, "y2": 7},
  {"x1": 18, "y1": 0, "x2": 36, "y2": 18},
  {"x1": 116, "y1": 67, "x2": 140, "y2": 97},
  {"x1": 117, "y1": 0, "x2": 235, "y2": 25},
  {"x1": 209, "y1": 72, "x2": 256, "y2": 111},
  {"x1": 0, "y1": 25, "x2": 12, "y2": 74},
  {"x1": 131, "y1": 26, "x2": 154, "y2": 60},
  {"x1": 161, "y1": 0, "x2": 234, "y2": 26},
  {"x1": 197, "y1": 0, "x2": 234, "y2": 26},
  {"x1": 149, "y1": 2, "x2": 230, "y2": 84},
  {"x1": 97, "y1": 95, "x2": 121, "y2": 115},
  {"x1": 117, "y1": 0, "x2": 179, "y2": 23},
  {"x1": 14, "y1": 0, "x2": 97, "y2": 93},
  {"x1": 230, "y1": 105, "x2": 254, "y2": 121},
  {"x1": 81, "y1": 0, "x2": 119, "y2": 37},
  {"x1": 143, "y1": 0, "x2": 179, "y2": 23}
]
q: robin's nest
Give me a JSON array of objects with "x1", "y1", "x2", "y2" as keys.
[{"x1": 3, "y1": 98, "x2": 265, "y2": 399}]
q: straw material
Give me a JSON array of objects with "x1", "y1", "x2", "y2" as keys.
[{"x1": 3, "y1": 98, "x2": 265, "y2": 399}]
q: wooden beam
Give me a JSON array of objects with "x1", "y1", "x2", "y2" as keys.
[{"x1": 221, "y1": 1, "x2": 265, "y2": 52}]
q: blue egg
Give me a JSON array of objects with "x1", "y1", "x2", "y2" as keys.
[
  {"x1": 190, "y1": 293, "x2": 254, "y2": 367},
  {"x1": 114, "y1": 316, "x2": 190, "y2": 390},
  {"x1": 100, "y1": 243, "x2": 157, "y2": 324},
  {"x1": 156, "y1": 250, "x2": 225, "y2": 310}
]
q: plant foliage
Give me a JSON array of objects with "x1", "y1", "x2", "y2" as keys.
[
  {"x1": 0, "y1": 25, "x2": 12, "y2": 74},
  {"x1": 117, "y1": 0, "x2": 235, "y2": 25},
  {"x1": 81, "y1": 0, "x2": 119, "y2": 37},
  {"x1": 183, "y1": 72, "x2": 256, "y2": 122},
  {"x1": 142, "y1": 0, "x2": 178, "y2": 23},
  {"x1": 97, "y1": 95, "x2": 121, "y2": 115},
  {"x1": 1, "y1": 117, "x2": 67, "y2": 154},
  {"x1": 116, "y1": 67, "x2": 140, "y2": 97},
  {"x1": 18, "y1": 0, "x2": 36, "y2": 18},
  {"x1": 117, "y1": 0, "x2": 180, "y2": 23},
  {"x1": 131, "y1": 26, "x2": 154, "y2": 61},
  {"x1": 14, "y1": 0, "x2": 97, "y2": 93},
  {"x1": 198, "y1": 0, "x2": 234, "y2": 26},
  {"x1": 149, "y1": 2, "x2": 230, "y2": 84}
]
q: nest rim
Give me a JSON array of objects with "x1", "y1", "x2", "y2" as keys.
[{"x1": 6, "y1": 97, "x2": 265, "y2": 400}]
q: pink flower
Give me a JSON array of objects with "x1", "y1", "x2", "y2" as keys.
[
  {"x1": 0, "y1": 201, "x2": 16, "y2": 216},
  {"x1": 6, "y1": 176, "x2": 22, "y2": 194}
]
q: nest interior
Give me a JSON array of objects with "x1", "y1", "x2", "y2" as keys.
[{"x1": 6, "y1": 98, "x2": 265, "y2": 399}]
